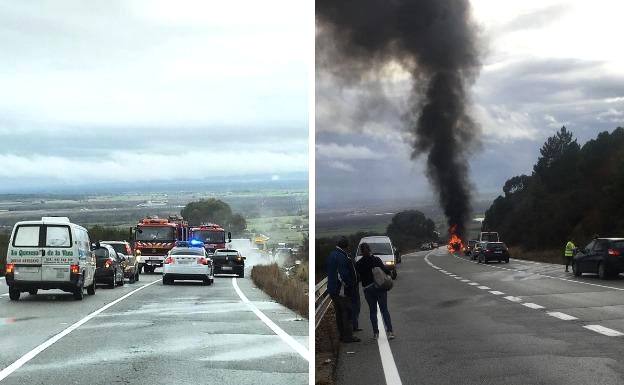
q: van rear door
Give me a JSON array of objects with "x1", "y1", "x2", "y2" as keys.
[
  {"x1": 10, "y1": 225, "x2": 44, "y2": 281},
  {"x1": 41, "y1": 225, "x2": 75, "y2": 282}
]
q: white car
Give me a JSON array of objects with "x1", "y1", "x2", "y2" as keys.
[
  {"x1": 355, "y1": 235, "x2": 399, "y2": 280},
  {"x1": 162, "y1": 246, "x2": 214, "y2": 285}
]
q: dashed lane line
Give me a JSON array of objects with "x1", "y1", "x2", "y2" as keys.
[
  {"x1": 583, "y1": 325, "x2": 624, "y2": 337},
  {"x1": 547, "y1": 312, "x2": 578, "y2": 321},
  {"x1": 425, "y1": 251, "x2": 624, "y2": 338}
]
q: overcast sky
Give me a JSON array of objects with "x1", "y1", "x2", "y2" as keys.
[
  {"x1": 0, "y1": 0, "x2": 308, "y2": 190},
  {"x1": 317, "y1": 0, "x2": 624, "y2": 209}
]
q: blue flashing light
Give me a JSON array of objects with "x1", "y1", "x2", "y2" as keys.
[{"x1": 189, "y1": 239, "x2": 205, "y2": 247}]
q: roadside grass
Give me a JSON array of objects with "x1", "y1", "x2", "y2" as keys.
[
  {"x1": 251, "y1": 262, "x2": 308, "y2": 318},
  {"x1": 508, "y1": 247, "x2": 563, "y2": 265}
]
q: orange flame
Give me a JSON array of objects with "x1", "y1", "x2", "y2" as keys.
[{"x1": 447, "y1": 225, "x2": 464, "y2": 253}]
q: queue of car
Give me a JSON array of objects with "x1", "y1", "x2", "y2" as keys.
[{"x1": 3, "y1": 217, "x2": 249, "y2": 301}]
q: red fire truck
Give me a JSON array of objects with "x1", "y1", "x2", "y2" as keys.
[
  {"x1": 133, "y1": 215, "x2": 189, "y2": 273},
  {"x1": 189, "y1": 223, "x2": 231, "y2": 255}
]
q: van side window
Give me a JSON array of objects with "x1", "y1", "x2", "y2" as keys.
[
  {"x1": 46, "y1": 226, "x2": 71, "y2": 247},
  {"x1": 13, "y1": 225, "x2": 41, "y2": 247}
]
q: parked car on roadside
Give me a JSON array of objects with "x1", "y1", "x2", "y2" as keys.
[
  {"x1": 5, "y1": 216, "x2": 97, "y2": 301},
  {"x1": 163, "y1": 245, "x2": 213, "y2": 285},
  {"x1": 94, "y1": 243, "x2": 126, "y2": 288},
  {"x1": 475, "y1": 242, "x2": 510, "y2": 264},
  {"x1": 572, "y1": 238, "x2": 624, "y2": 279},
  {"x1": 213, "y1": 249, "x2": 245, "y2": 278},
  {"x1": 101, "y1": 241, "x2": 140, "y2": 283},
  {"x1": 355, "y1": 236, "x2": 398, "y2": 280}
]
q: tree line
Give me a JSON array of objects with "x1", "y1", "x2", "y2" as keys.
[{"x1": 483, "y1": 126, "x2": 624, "y2": 250}]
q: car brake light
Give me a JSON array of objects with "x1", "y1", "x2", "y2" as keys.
[
  {"x1": 164, "y1": 256, "x2": 173, "y2": 264},
  {"x1": 70, "y1": 264, "x2": 80, "y2": 274},
  {"x1": 198, "y1": 257, "x2": 209, "y2": 265},
  {"x1": 6, "y1": 263, "x2": 14, "y2": 274},
  {"x1": 608, "y1": 248, "x2": 621, "y2": 256},
  {"x1": 104, "y1": 260, "x2": 112, "y2": 269},
  {"x1": 126, "y1": 245, "x2": 132, "y2": 254}
]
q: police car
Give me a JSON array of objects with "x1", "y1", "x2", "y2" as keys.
[
  {"x1": 5, "y1": 217, "x2": 97, "y2": 301},
  {"x1": 162, "y1": 240, "x2": 214, "y2": 285}
]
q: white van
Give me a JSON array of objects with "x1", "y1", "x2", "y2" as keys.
[
  {"x1": 355, "y1": 236, "x2": 399, "y2": 280},
  {"x1": 5, "y1": 217, "x2": 97, "y2": 301}
]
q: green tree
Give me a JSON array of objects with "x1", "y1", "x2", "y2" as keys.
[
  {"x1": 386, "y1": 210, "x2": 436, "y2": 251},
  {"x1": 181, "y1": 199, "x2": 233, "y2": 226}
]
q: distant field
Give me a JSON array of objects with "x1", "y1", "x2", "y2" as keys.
[{"x1": 246, "y1": 215, "x2": 308, "y2": 245}]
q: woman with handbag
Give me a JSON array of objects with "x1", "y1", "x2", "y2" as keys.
[{"x1": 355, "y1": 242, "x2": 395, "y2": 340}]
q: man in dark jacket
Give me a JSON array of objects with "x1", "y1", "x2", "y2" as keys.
[{"x1": 326, "y1": 237, "x2": 360, "y2": 343}]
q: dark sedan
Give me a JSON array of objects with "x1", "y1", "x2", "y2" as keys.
[
  {"x1": 94, "y1": 244, "x2": 126, "y2": 288},
  {"x1": 476, "y1": 242, "x2": 510, "y2": 264},
  {"x1": 213, "y1": 249, "x2": 245, "y2": 278},
  {"x1": 573, "y1": 238, "x2": 624, "y2": 279}
]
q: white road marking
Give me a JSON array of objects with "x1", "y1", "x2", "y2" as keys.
[
  {"x1": 376, "y1": 304, "x2": 403, "y2": 385},
  {"x1": 583, "y1": 325, "x2": 624, "y2": 337},
  {"x1": 0, "y1": 279, "x2": 161, "y2": 382},
  {"x1": 453, "y1": 276, "x2": 462, "y2": 280},
  {"x1": 547, "y1": 312, "x2": 578, "y2": 321},
  {"x1": 523, "y1": 303, "x2": 545, "y2": 310},
  {"x1": 460, "y1": 279, "x2": 470, "y2": 282},
  {"x1": 0, "y1": 294, "x2": 7, "y2": 297},
  {"x1": 232, "y1": 278, "x2": 309, "y2": 361},
  {"x1": 477, "y1": 286, "x2": 491, "y2": 290},
  {"x1": 468, "y1": 282, "x2": 479, "y2": 286},
  {"x1": 504, "y1": 296, "x2": 522, "y2": 302},
  {"x1": 489, "y1": 291, "x2": 505, "y2": 295}
]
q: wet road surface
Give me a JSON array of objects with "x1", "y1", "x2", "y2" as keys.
[{"x1": 0, "y1": 269, "x2": 309, "y2": 385}]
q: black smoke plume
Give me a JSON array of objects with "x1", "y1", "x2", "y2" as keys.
[{"x1": 317, "y1": 0, "x2": 481, "y2": 237}]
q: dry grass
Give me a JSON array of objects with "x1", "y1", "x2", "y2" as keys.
[
  {"x1": 508, "y1": 247, "x2": 564, "y2": 265},
  {"x1": 251, "y1": 263, "x2": 308, "y2": 318}
]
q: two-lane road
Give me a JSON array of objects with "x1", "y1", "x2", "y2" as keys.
[
  {"x1": 0, "y1": 270, "x2": 309, "y2": 385},
  {"x1": 337, "y1": 248, "x2": 624, "y2": 385}
]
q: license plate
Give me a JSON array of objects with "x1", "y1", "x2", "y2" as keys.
[
  {"x1": 56, "y1": 268, "x2": 66, "y2": 278},
  {"x1": 221, "y1": 266, "x2": 232, "y2": 271},
  {"x1": 18, "y1": 266, "x2": 39, "y2": 273},
  {"x1": 177, "y1": 259, "x2": 192, "y2": 264},
  {"x1": 494, "y1": 251, "x2": 502, "y2": 254},
  {"x1": 150, "y1": 257, "x2": 161, "y2": 260}
]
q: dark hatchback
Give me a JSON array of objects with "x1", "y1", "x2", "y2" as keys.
[
  {"x1": 573, "y1": 238, "x2": 624, "y2": 279},
  {"x1": 94, "y1": 244, "x2": 126, "y2": 288},
  {"x1": 465, "y1": 240, "x2": 478, "y2": 257},
  {"x1": 475, "y1": 242, "x2": 510, "y2": 264},
  {"x1": 213, "y1": 249, "x2": 245, "y2": 278}
]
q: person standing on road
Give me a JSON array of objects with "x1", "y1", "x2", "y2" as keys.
[
  {"x1": 564, "y1": 239, "x2": 576, "y2": 272},
  {"x1": 356, "y1": 242, "x2": 395, "y2": 340},
  {"x1": 348, "y1": 251, "x2": 362, "y2": 332},
  {"x1": 326, "y1": 237, "x2": 361, "y2": 343}
]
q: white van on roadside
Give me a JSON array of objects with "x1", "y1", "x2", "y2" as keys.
[
  {"x1": 4, "y1": 217, "x2": 97, "y2": 301},
  {"x1": 355, "y1": 235, "x2": 399, "y2": 280}
]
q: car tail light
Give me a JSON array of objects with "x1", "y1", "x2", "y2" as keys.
[
  {"x1": 236, "y1": 256, "x2": 242, "y2": 262},
  {"x1": 70, "y1": 264, "x2": 80, "y2": 274},
  {"x1": 164, "y1": 256, "x2": 173, "y2": 264},
  {"x1": 5, "y1": 263, "x2": 14, "y2": 274},
  {"x1": 126, "y1": 244, "x2": 132, "y2": 255},
  {"x1": 104, "y1": 260, "x2": 112, "y2": 269},
  {"x1": 198, "y1": 257, "x2": 209, "y2": 265},
  {"x1": 608, "y1": 248, "x2": 621, "y2": 256}
]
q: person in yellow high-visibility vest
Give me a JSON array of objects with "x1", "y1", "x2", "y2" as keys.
[{"x1": 564, "y1": 240, "x2": 576, "y2": 272}]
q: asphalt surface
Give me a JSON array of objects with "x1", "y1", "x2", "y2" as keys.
[
  {"x1": 337, "y1": 248, "x2": 624, "y2": 385},
  {"x1": 0, "y1": 268, "x2": 308, "y2": 385}
]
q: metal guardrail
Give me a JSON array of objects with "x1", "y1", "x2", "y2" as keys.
[{"x1": 315, "y1": 277, "x2": 332, "y2": 329}]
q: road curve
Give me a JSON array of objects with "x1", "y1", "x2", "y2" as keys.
[
  {"x1": 337, "y1": 248, "x2": 624, "y2": 385},
  {"x1": 0, "y1": 270, "x2": 308, "y2": 385}
]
